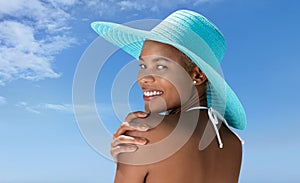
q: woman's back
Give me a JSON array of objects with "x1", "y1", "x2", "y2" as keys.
[{"x1": 116, "y1": 110, "x2": 242, "y2": 183}]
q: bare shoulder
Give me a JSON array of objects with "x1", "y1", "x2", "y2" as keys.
[
  {"x1": 207, "y1": 124, "x2": 243, "y2": 182},
  {"x1": 115, "y1": 113, "x2": 179, "y2": 183},
  {"x1": 119, "y1": 112, "x2": 187, "y2": 163},
  {"x1": 125, "y1": 113, "x2": 176, "y2": 141},
  {"x1": 220, "y1": 124, "x2": 243, "y2": 155}
]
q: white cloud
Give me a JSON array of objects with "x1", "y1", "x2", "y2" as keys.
[
  {"x1": 26, "y1": 107, "x2": 41, "y2": 114},
  {"x1": 16, "y1": 101, "x2": 41, "y2": 114},
  {"x1": 44, "y1": 103, "x2": 73, "y2": 113},
  {"x1": 0, "y1": 0, "x2": 76, "y2": 85},
  {"x1": 0, "y1": 0, "x2": 223, "y2": 85},
  {"x1": 16, "y1": 101, "x2": 28, "y2": 106},
  {"x1": 16, "y1": 101, "x2": 73, "y2": 114},
  {"x1": 114, "y1": 0, "x2": 222, "y2": 12},
  {"x1": 81, "y1": 0, "x2": 222, "y2": 16},
  {"x1": 118, "y1": 1, "x2": 146, "y2": 11},
  {"x1": 0, "y1": 21, "x2": 63, "y2": 82},
  {"x1": 0, "y1": 0, "x2": 27, "y2": 15},
  {"x1": 49, "y1": 0, "x2": 78, "y2": 6},
  {"x1": 193, "y1": 0, "x2": 222, "y2": 6},
  {"x1": 0, "y1": 96, "x2": 7, "y2": 105}
]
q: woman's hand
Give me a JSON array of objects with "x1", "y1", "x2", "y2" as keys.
[{"x1": 111, "y1": 111, "x2": 150, "y2": 162}]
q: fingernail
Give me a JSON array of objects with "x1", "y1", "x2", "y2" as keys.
[
  {"x1": 129, "y1": 146, "x2": 138, "y2": 151},
  {"x1": 141, "y1": 112, "x2": 150, "y2": 117},
  {"x1": 139, "y1": 124, "x2": 150, "y2": 131},
  {"x1": 137, "y1": 139, "x2": 145, "y2": 145},
  {"x1": 141, "y1": 139, "x2": 148, "y2": 145}
]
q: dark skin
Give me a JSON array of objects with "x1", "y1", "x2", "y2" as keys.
[{"x1": 112, "y1": 40, "x2": 242, "y2": 183}]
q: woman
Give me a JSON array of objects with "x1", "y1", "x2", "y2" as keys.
[{"x1": 92, "y1": 9, "x2": 246, "y2": 183}]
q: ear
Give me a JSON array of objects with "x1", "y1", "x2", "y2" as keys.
[{"x1": 191, "y1": 67, "x2": 207, "y2": 85}]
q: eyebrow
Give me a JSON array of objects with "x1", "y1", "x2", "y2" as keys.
[{"x1": 139, "y1": 56, "x2": 171, "y2": 62}]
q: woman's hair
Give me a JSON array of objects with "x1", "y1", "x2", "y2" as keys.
[
  {"x1": 180, "y1": 51, "x2": 208, "y2": 92},
  {"x1": 180, "y1": 52, "x2": 197, "y2": 74}
]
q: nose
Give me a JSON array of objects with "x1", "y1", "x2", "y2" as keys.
[{"x1": 138, "y1": 74, "x2": 155, "y2": 85}]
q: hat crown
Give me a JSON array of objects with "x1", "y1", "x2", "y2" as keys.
[{"x1": 151, "y1": 10, "x2": 226, "y2": 69}]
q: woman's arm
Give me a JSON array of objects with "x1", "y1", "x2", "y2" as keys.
[
  {"x1": 112, "y1": 112, "x2": 170, "y2": 182},
  {"x1": 111, "y1": 111, "x2": 151, "y2": 183},
  {"x1": 111, "y1": 111, "x2": 150, "y2": 161}
]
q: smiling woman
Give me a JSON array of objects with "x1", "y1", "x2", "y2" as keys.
[
  {"x1": 138, "y1": 40, "x2": 202, "y2": 114},
  {"x1": 91, "y1": 9, "x2": 246, "y2": 183}
]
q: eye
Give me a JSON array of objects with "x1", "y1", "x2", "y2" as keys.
[
  {"x1": 157, "y1": 65, "x2": 167, "y2": 70},
  {"x1": 139, "y1": 64, "x2": 146, "y2": 69}
]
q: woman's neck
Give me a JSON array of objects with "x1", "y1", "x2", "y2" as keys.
[{"x1": 170, "y1": 89, "x2": 207, "y2": 114}]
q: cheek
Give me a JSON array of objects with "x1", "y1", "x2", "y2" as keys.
[
  {"x1": 164, "y1": 73, "x2": 193, "y2": 97},
  {"x1": 161, "y1": 76, "x2": 193, "y2": 105}
]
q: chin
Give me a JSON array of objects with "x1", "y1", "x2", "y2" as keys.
[{"x1": 144, "y1": 103, "x2": 168, "y2": 114}]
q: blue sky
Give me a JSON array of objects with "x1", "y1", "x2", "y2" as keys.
[{"x1": 1, "y1": 0, "x2": 300, "y2": 182}]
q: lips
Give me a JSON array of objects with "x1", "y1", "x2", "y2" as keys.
[{"x1": 142, "y1": 89, "x2": 164, "y2": 101}]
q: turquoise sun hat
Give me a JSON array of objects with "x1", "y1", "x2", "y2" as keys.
[{"x1": 91, "y1": 9, "x2": 246, "y2": 130}]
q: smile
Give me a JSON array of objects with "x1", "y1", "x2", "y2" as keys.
[{"x1": 143, "y1": 90, "x2": 163, "y2": 97}]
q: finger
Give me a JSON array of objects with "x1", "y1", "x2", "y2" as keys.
[
  {"x1": 128, "y1": 120, "x2": 152, "y2": 131},
  {"x1": 111, "y1": 145, "x2": 138, "y2": 161},
  {"x1": 113, "y1": 122, "x2": 140, "y2": 139},
  {"x1": 125, "y1": 111, "x2": 149, "y2": 122},
  {"x1": 113, "y1": 121, "x2": 150, "y2": 139},
  {"x1": 111, "y1": 135, "x2": 148, "y2": 147},
  {"x1": 113, "y1": 111, "x2": 151, "y2": 139},
  {"x1": 125, "y1": 111, "x2": 152, "y2": 131}
]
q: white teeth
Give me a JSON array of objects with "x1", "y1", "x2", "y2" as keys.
[{"x1": 144, "y1": 90, "x2": 162, "y2": 97}]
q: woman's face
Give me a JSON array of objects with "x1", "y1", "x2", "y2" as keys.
[{"x1": 138, "y1": 40, "x2": 195, "y2": 113}]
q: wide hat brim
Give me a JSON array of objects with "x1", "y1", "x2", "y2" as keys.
[{"x1": 91, "y1": 12, "x2": 246, "y2": 130}]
